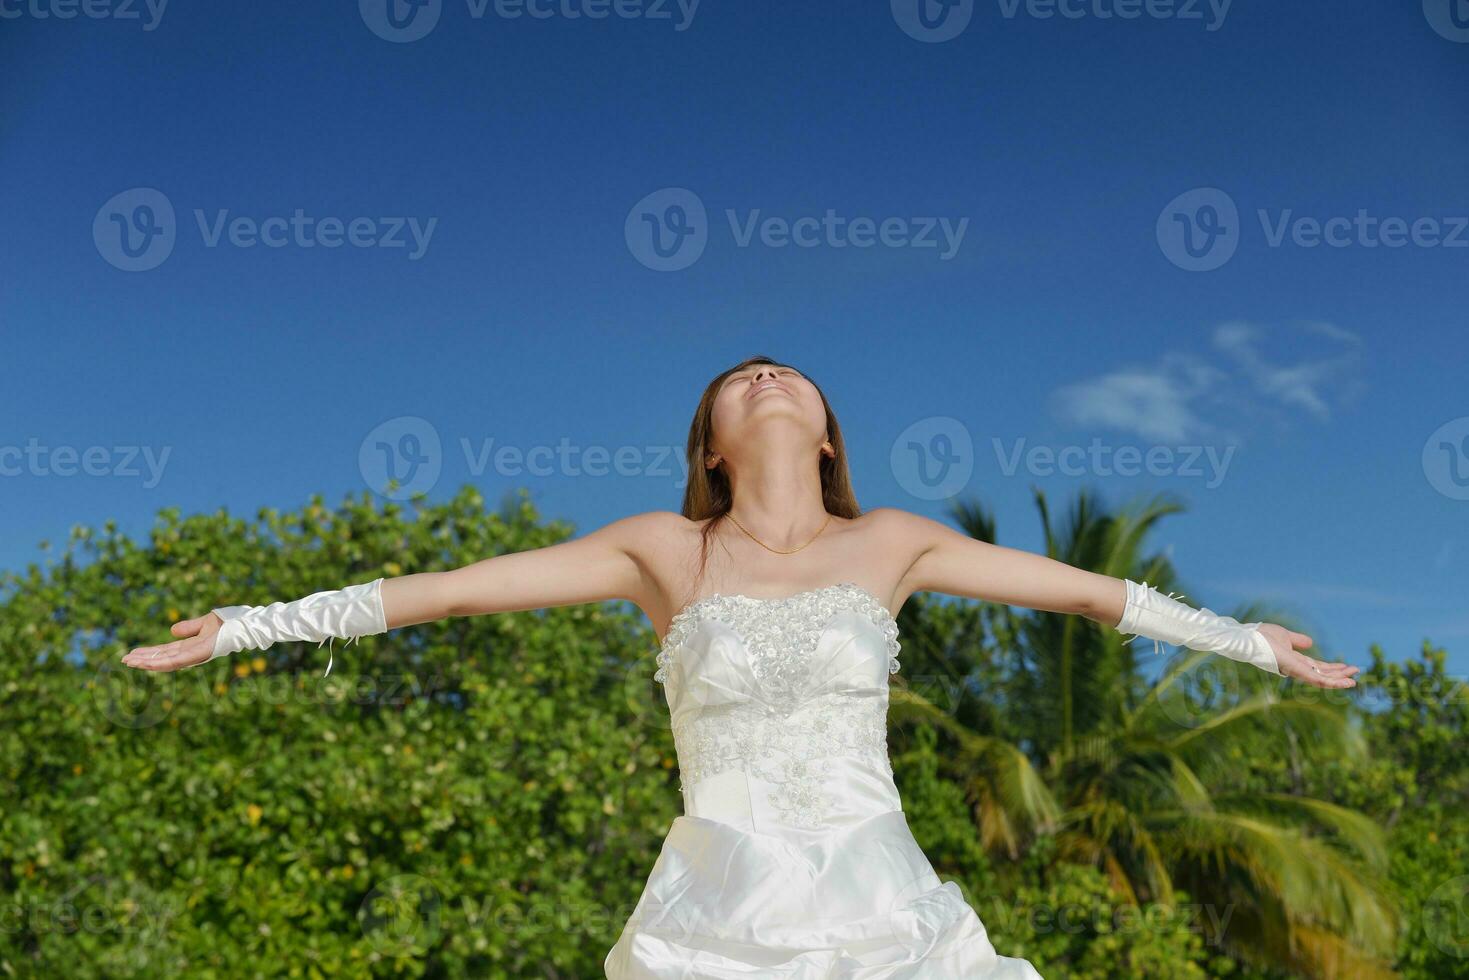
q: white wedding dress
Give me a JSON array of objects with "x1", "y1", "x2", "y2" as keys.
[{"x1": 604, "y1": 583, "x2": 1045, "y2": 978}]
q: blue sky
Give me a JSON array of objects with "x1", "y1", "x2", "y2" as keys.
[{"x1": 4, "y1": 1, "x2": 1467, "y2": 674}]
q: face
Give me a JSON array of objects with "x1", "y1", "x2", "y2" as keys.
[{"x1": 707, "y1": 362, "x2": 830, "y2": 464}]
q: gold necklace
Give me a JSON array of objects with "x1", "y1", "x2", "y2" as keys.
[{"x1": 724, "y1": 510, "x2": 833, "y2": 555}]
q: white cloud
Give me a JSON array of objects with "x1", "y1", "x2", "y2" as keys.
[
  {"x1": 1051, "y1": 321, "x2": 1361, "y2": 441},
  {"x1": 1298, "y1": 320, "x2": 1363, "y2": 346},
  {"x1": 1212, "y1": 321, "x2": 1359, "y2": 422},
  {"x1": 1051, "y1": 356, "x2": 1218, "y2": 442}
]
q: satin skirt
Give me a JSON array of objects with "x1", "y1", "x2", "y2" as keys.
[{"x1": 603, "y1": 808, "x2": 1044, "y2": 979}]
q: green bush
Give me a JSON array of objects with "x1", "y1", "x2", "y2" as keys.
[
  {"x1": 2, "y1": 489, "x2": 677, "y2": 978},
  {"x1": 893, "y1": 725, "x2": 1221, "y2": 979},
  {"x1": 3, "y1": 489, "x2": 1462, "y2": 978}
]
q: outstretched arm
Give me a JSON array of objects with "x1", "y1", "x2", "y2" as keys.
[
  {"x1": 123, "y1": 511, "x2": 667, "y2": 673},
  {"x1": 888, "y1": 509, "x2": 1358, "y2": 690},
  {"x1": 380, "y1": 512, "x2": 654, "y2": 627},
  {"x1": 898, "y1": 512, "x2": 1129, "y2": 626}
]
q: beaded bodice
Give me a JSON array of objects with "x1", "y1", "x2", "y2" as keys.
[{"x1": 653, "y1": 583, "x2": 903, "y2": 832}]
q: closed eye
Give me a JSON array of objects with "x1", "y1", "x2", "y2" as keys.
[{"x1": 726, "y1": 367, "x2": 802, "y2": 387}]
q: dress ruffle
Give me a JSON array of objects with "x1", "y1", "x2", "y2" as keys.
[{"x1": 605, "y1": 811, "x2": 1043, "y2": 979}]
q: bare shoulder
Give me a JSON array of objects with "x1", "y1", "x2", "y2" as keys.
[
  {"x1": 594, "y1": 510, "x2": 697, "y2": 557},
  {"x1": 595, "y1": 510, "x2": 708, "y2": 629},
  {"x1": 849, "y1": 507, "x2": 961, "y2": 607},
  {"x1": 597, "y1": 509, "x2": 691, "y2": 535},
  {"x1": 602, "y1": 506, "x2": 702, "y2": 574},
  {"x1": 852, "y1": 506, "x2": 949, "y2": 546}
]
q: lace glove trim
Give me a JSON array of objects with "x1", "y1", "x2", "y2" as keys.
[{"x1": 1115, "y1": 579, "x2": 1281, "y2": 675}]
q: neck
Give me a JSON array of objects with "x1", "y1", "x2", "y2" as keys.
[{"x1": 724, "y1": 431, "x2": 829, "y2": 543}]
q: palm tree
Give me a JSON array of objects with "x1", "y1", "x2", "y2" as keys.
[{"x1": 888, "y1": 489, "x2": 1399, "y2": 978}]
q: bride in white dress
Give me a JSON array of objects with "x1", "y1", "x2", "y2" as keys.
[{"x1": 124, "y1": 356, "x2": 1358, "y2": 979}]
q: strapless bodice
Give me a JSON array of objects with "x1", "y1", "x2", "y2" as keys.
[
  {"x1": 652, "y1": 583, "x2": 904, "y2": 834},
  {"x1": 604, "y1": 583, "x2": 1046, "y2": 977}
]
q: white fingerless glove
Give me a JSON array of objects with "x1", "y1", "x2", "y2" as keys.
[
  {"x1": 1115, "y1": 579, "x2": 1282, "y2": 675},
  {"x1": 208, "y1": 578, "x2": 388, "y2": 676}
]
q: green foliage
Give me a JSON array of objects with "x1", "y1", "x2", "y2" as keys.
[
  {"x1": 1, "y1": 489, "x2": 679, "y2": 978},
  {"x1": 894, "y1": 727, "x2": 1221, "y2": 978},
  {"x1": 898, "y1": 490, "x2": 1436, "y2": 979},
  {"x1": 1306, "y1": 642, "x2": 1469, "y2": 979},
  {"x1": 2, "y1": 488, "x2": 1464, "y2": 979}
]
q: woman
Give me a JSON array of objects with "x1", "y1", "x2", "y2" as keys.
[{"x1": 124, "y1": 355, "x2": 1357, "y2": 978}]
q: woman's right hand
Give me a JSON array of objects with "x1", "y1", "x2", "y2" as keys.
[
  {"x1": 1257, "y1": 622, "x2": 1358, "y2": 689},
  {"x1": 123, "y1": 612, "x2": 224, "y2": 672}
]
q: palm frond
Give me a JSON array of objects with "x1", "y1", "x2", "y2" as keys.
[{"x1": 890, "y1": 686, "x2": 1061, "y2": 840}]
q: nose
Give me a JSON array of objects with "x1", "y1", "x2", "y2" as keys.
[{"x1": 751, "y1": 366, "x2": 781, "y2": 383}]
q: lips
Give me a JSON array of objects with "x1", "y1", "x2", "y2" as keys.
[{"x1": 748, "y1": 379, "x2": 790, "y2": 398}]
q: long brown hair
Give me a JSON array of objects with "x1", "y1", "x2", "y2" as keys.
[{"x1": 680, "y1": 355, "x2": 862, "y2": 588}]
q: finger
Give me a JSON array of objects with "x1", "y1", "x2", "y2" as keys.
[
  {"x1": 128, "y1": 638, "x2": 211, "y2": 671},
  {"x1": 170, "y1": 616, "x2": 210, "y2": 638},
  {"x1": 1308, "y1": 658, "x2": 1352, "y2": 674},
  {"x1": 124, "y1": 638, "x2": 206, "y2": 669},
  {"x1": 1290, "y1": 631, "x2": 1314, "y2": 650},
  {"x1": 1291, "y1": 657, "x2": 1355, "y2": 686}
]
